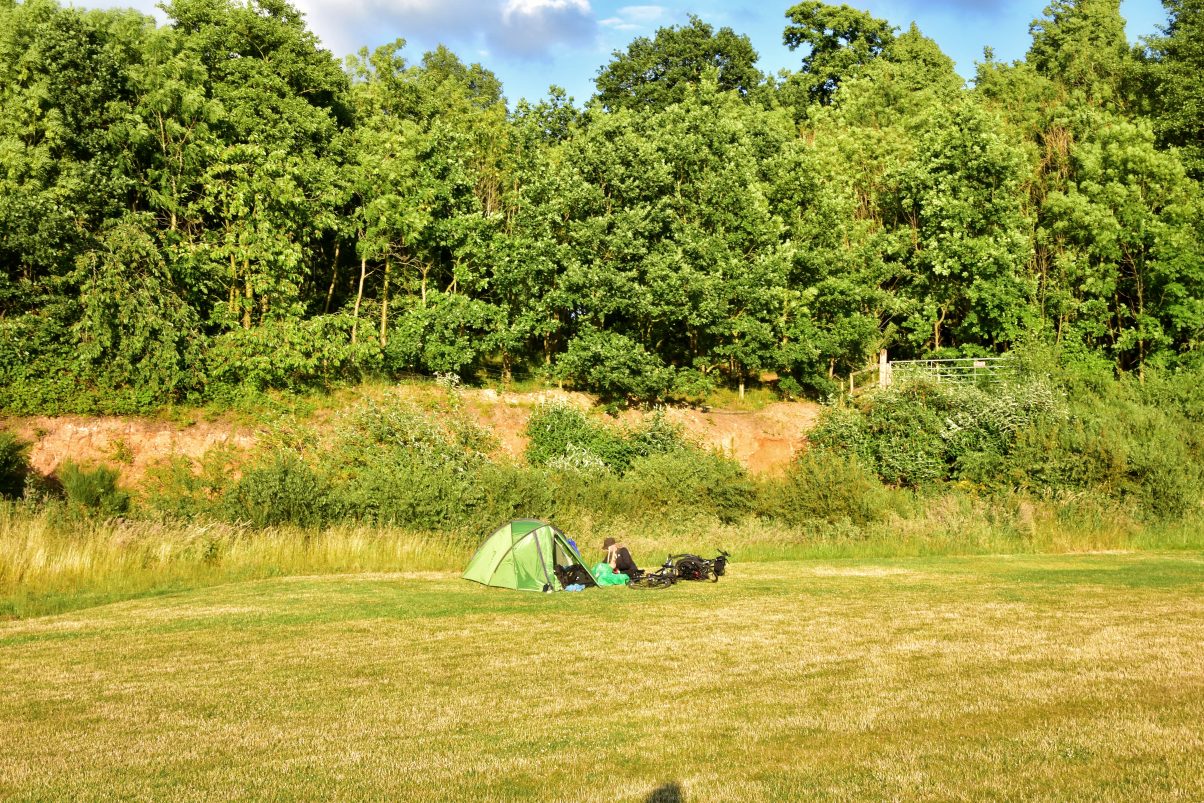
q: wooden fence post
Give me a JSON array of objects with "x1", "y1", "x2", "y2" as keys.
[{"x1": 878, "y1": 349, "x2": 890, "y2": 389}]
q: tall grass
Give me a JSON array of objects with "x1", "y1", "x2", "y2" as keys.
[
  {"x1": 0, "y1": 505, "x2": 470, "y2": 619},
  {"x1": 6, "y1": 488, "x2": 1200, "y2": 620}
]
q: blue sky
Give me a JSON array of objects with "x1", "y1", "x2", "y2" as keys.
[{"x1": 82, "y1": 0, "x2": 1168, "y2": 106}]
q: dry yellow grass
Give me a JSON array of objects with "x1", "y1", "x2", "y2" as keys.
[{"x1": 2, "y1": 552, "x2": 1202, "y2": 800}]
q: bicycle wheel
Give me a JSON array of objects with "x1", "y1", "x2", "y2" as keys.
[{"x1": 672, "y1": 556, "x2": 706, "y2": 581}]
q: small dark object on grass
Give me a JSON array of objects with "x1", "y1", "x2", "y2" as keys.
[
  {"x1": 628, "y1": 550, "x2": 730, "y2": 588},
  {"x1": 670, "y1": 550, "x2": 729, "y2": 582}
]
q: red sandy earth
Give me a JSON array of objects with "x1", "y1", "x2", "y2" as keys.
[{"x1": 3, "y1": 390, "x2": 820, "y2": 484}]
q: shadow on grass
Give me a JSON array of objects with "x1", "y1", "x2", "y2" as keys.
[{"x1": 646, "y1": 782, "x2": 683, "y2": 802}]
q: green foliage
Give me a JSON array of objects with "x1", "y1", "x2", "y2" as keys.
[
  {"x1": 524, "y1": 402, "x2": 686, "y2": 475},
  {"x1": 0, "y1": 0, "x2": 1201, "y2": 417},
  {"x1": 781, "y1": 1, "x2": 896, "y2": 106},
  {"x1": 316, "y1": 396, "x2": 490, "y2": 528},
  {"x1": 222, "y1": 452, "x2": 329, "y2": 528},
  {"x1": 1147, "y1": 0, "x2": 1204, "y2": 178},
  {"x1": 524, "y1": 401, "x2": 635, "y2": 472},
  {"x1": 0, "y1": 432, "x2": 30, "y2": 499},
  {"x1": 595, "y1": 15, "x2": 763, "y2": 111},
  {"x1": 812, "y1": 365, "x2": 1204, "y2": 520},
  {"x1": 623, "y1": 449, "x2": 755, "y2": 524},
  {"x1": 1006, "y1": 380, "x2": 1204, "y2": 519},
  {"x1": 206, "y1": 315, "x2": 373, "y2": 394},
  {"x1": 142, "y1": 452, "x2": 232, "y2": 520},
  {"x1": 811, "y1": 378, "x2": 1067, "y2": 487},
  {"x1": 58, "y1": 462, "x2": 130, "y2": 516},
  {"x1": 556, "y1": 329, "x2": 673, "y2": 403},
  {"x1": 764, "y1": 451, "x2": 894, "y2": 526},
  {"x1": 1028, "y1": 0, "x2": 1130, "y2": 106}
]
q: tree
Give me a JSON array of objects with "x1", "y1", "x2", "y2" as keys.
[
  {"x1": 1037, "y1": 111, "x2": 1204, "y2": 374},
  {"x1": 595, "y1": 15, "x2": 762, "y2": 112},
  {"x1": 1027, "y1": 0, "x2": 1130, "y2": 108},
  {"x1": 1147, "y1": 0, "x2": 1204, "y2": 178},
  {"x1": 781, "y1": 1, "x2": 895, "y2": 107},
  {"x1": 885, "y1": 100, "x2": 1034, "y2": 353}
]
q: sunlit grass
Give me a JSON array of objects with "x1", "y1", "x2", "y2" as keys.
[
  {"x1": 0, "y1": 507, "x2": 469, "y2": 619},
  {"x1": 1, "y1": 553, "x2": 1201, "y2": 800},
  {"x1": 4, "y1": 501, "x2": 1202, "y2": 620}
]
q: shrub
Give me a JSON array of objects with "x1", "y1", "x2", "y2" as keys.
[
  {"x1": 671, "y1": 369, "x2": 717, "y2": 404},
  {"x1": 205, "y1": 314, "x2": 375, "y2": 394},
  {"x1": 58, "y1": 462, "x2": 130, "y2": 516},
  {"x1": 319, "y1": 395, "x2": 490, "y2": 528},
  {"x1": 525, "y1": 401, "x2": 632, "y2": 471},
  {"x1": 556, "y1": 328, "x2": 674, "y2": 402},
  {"x1": 810, "y1": 378, "x2": 1066, "y2": 488},
  {"x1": 623, "y1": 448, "x2": 756, "y2": 524},
  {"x1": 525, "y1": 402, "x2": 686, "y2": 475},
  {"x1": 763, "y1": 451, "x2": 893, "y2": 527},
  {"x1": 223, "y1": 452, "x2": 329, "y2": 528},
  {"x1": 143, "y1": 453, "x2": 233, "y2": 520},
  {"x1": 328, "y1": 450, "x2": 484, "y2": 528},
  {"x1": 0, "y1": 432, "x2": 31, "y2": 500},
  {"x1": 1005, "y1": 386, "x2": 1203, "y2": 520}
]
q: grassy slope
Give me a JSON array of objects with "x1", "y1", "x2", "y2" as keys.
[{"x1": 2, "y1": 553, "x2": 1202, "y2": 801}]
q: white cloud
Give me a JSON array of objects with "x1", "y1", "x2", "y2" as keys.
[
  {"x1": 616, "y1": 5, "x2": 665, "y2": 23},
  {"x1": 77, "y1": 0, "x2": 598, "y2": 63},
  {"x1": 493, "y1": 0, "x2": 595, "y2": 58},
  {"x1": 600, "y1": 17, "x2": 640, "y2": 30},
  {"x1": 598, "y1": 4, "x2": 665, "y2": 32},
  {"x1": 502, "y1": 0, "x2": 590, "y2": 18}
]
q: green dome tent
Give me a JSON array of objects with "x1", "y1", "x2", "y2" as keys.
[{"x1": 463, "y1": 520, "x2": 597, "y2": 592}]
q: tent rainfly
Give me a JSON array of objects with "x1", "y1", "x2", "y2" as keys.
[{"x1": 463, "y1": 519, "x2": 597, "y2": 592}]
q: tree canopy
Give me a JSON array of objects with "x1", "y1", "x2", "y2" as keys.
[{"x1": 0, "y1": 0, "x2": 1200, "y2": 412}]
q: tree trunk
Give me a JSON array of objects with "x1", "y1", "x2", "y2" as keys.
[
  {"x1": 243, "y1": 261, "x2": 252, "y2": 330},
  {"x1": 228, "y1": 252, "x2": 237, "y2": 318},
  {"x1": 351, "y1": 256, "x2": 367, "y2": 345},
  {"x1": 324, "y1": 242, "x2": 339, "y2": 314},
  {"x1": 379, "y1": 257, "x2": 390, "y2": 348}
]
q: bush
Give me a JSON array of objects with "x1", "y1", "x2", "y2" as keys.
[
  {"x1": 556, "y1": 328, "x2": 674, "y2": 402},
  {"x1": 1005, "y1": 386, "x2": 1203, "y2": 520},
  {"x1": 206, "y1": 315, "x2": 376, "y2": 394},
  {"x1": 222, "y1": 453, "x2": 329, "y2": 528},
  {"x1": 525, "y1": 401, "x2": 633, "y2": 471},
  {"x1": 623, "y1": 449, "x2": 756, "y2": 524},
  {"x1": 810, "y1": 378, "x2": 1065, "y2": 488},
  {"x1": 318, "y1": 395, "x2": 490, "y2": 528},
  {"x1": 58, "y1": 462, "x2": 130, "y2": 516},
  {"x1": 143, "y1": 453, "x2": 233, "y2": 520},
  {"x1": 525, "y1": 402, "x2": 686, "y2": 475},
  {"x1": 763, "y1": 451, "x2": 893, "y2": 527},
  {"x1": 0, "y1": 432, "x2": 31, "y2": 500}
]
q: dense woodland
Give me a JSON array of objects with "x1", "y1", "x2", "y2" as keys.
[{"x1": 1, "y1": 0, "x2": 1202, "y2": 413}]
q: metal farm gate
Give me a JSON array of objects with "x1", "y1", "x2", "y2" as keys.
[{"x1": 849, "y1": 350, "x2": 1013, "y2": 395}]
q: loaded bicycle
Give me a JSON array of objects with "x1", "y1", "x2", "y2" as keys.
[{"x1": 627, "y1": 550, "x2": 730, "y2": 589}]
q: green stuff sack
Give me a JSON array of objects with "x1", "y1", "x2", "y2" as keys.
[{"x1": 592, "y1": 562, "x2": 629, "y2": 586}]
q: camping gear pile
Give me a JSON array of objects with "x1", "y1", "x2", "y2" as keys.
[{"x1": 463, "y1": 520, "x2": 729, "y2": 593}]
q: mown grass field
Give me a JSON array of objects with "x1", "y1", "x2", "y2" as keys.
[{"x1": 2, "y1": 552, "x2": 1202, "y2": 801}]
